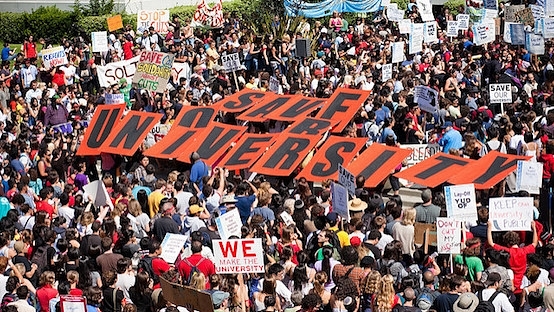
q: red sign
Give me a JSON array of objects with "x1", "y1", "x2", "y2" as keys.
[
  {"x1": 315, "y1": 88, "x2": 370, "y2": 133},
  {"x1": 218, "y1": 133, "x2": 275, "y2": 170},
  {"x1": 394, "y1": 153, "x2": 474, "y2": 188},
  {"x1": 101, "y1": 111, "x2": 162, "y2": 156},
  {"x1": 77, "y1": 104, "x2": 125, "y2": 156}
]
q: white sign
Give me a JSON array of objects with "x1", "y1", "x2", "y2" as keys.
[
  {"x1": 221, "y1": 53, "x2": 241, "y2": 73},
  {"x1": 215, "y1": 208, "x2": 242, "y2": 239},
  {"x1": 391, "y1": 41, "x2": 405, "y2": 63},
  {"x1": 105, "y1": 93, "x2": 125, "y2": 104},
  {"x1": 417, "y1": 0, "x2": 434, "y2": 21},
  {"x1": 542, "y1": 18, "x2": 554, "y2": 38},
  {"x1": 409, "y1": 23, "x2": 424, "y2": 54},
  {"x1": 444, "y1": 184, "x2": 477, "y2": 222},
  {"x1": 446, "y1": 21, "x2": 459, "y2": 37},
  {"x1": 489, "y1": 84, "x2": 512, "y2": 103},
  {"x1": 331, "y1": 182, "x2": 349, "y2": 220},
  {"x1": 382, "y1": 63, "x2": 393, "y2": 81},
  {"x1": 424, "y1": 21, "x2": 438, "y2": 43},
  {"x1": 516, "y1": 161, "x2": 543, "y2": 194},
  {"x1": 504, "y1": 22, "x2": 516, "y2": 43},
  {"x1": 413, "y1": 85, "x2": 439, "y2": 113},
  {"x1": 526, "y1": 33, "x2": 545, "y2": 55},
  {"x1": 97, "y1": 56, "x2": 140, "y2": 88},
  {"x1": 388, "y1": 7, "x2": 405, "y2": 22},
  {"x1": 489, "y1": 197, "x2": 534, "y2": 231},
  {"x1": 213, "y1": 239, "x2": 265, "y2": 273},
  {"x1": 41, "y1": 46, "x2": 68, "y2": 71},
  {"x1": 338, "y1": 163, "x2": 355, "y2": 197},
  {"x1": 510, "y1": 23, "x2": 525, "y2": 45},
  {"x1": 91, "y1": 31, "x2": 109, "y2": 53},
  {"x1": 137, "y1": 10, "x2": 170, "y2": 34},
  {"x1": 399, "y1": 19, "x2": 412, "y2": 34},
  {"x1": 531, "y1": 4, "x2": 545, "y2": 19},
  {"x1": 473, "y1": 19, "x2": 496, "y2": 45},
  {"x1": 269, "y1": 76, "x2": 280, "y2": 94},
  {"x1": 83, "y1": 180, "x2": 113, "y2": 209},
  {"x1": 160, "y1": 233, "x2": 188, "y2": 263},
  {"x1": 457, "y1": 14, "x2": 470, "y2": 30},
  {"x1": 401, "y1": 143, "x2": 441, "y2": 167},
  {"x1": 437, "y1": 218, "x2": 461, "y2": 254},
  {"x1": 547, "y1": 0, "x2": 554, "y2": 17},
  {"x1": 280, "y1": 211, "x2": 294, "y2": 226},
  {"x1": 145, "y1": 122, "x2": 172, "y2": 147}
]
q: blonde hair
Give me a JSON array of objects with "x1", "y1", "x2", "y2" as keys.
[
  {"x1": 112, "y1": 203, "x2": 125, "y2": 218},
  {"x1": 376, "y1": 274, "x2": 396, "y2": 312},
  {"x1": 67, "y1": 270, "x2": 79, "y2": 284},
  {"x1": 128, "y1": 199, "x2": 143, "y2": 217},
  {"x1": 362, "y1": 271, "x2": 381, "y2": 294},
  {"x1": 257, "y1": 188, "x2": 272, "y2": 207},
  {"x1": 282, "y1": 34, "x2": 291, "y2": 43},
  {"x1": 80, "y1": 211, "x2": 94, "y2": 226},
  {"x1": 313, "y1": 271, "x2": 328, "y2": 295},
  {"x1": 39, "y1": 271, "x2": 56, "y2": 286},
  {"x1": 401, "y1": 208, "x2": 416, "y2": 226},
  {"x1": 12, "y1": 263, "x2": 26, "y2": 277},
  {"x1": 190, "y1": 272, "x2": 206, "y2": 291},
  {"x1": 167, "y1": 171, "x2": 179, "y2": 183}
]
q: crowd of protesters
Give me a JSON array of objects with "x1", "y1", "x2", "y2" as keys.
[{"x1": 1, "y1": 2, "x2": 554, "y2": 312}]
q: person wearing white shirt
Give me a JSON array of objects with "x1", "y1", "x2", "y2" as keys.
[
  {"x1": 60, "y1": 64, "x2": 77, "y2": 86},
  {"x1": 57, "y1": 194, "x2": 75, "y2": 222},
  {"x1": 116, "y1": 258, "x2": 136, "y2": 303},
  {"x1": 174, "y1": 181, "x2": 194, "y2": 216},
  {"x1": 257, "y1": 263, "x2": 292, "y2": 307},
  {"x1": 477, "y1": 272, "x2": 514, "y2": 312},
  {"x1": 25, "y1": 81, "x2": 42, "y2": 104}
]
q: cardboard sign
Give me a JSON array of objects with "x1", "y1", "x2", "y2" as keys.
[
  {"x1": 510, "y1": 24, "x2": 525, "y2": 45},
  {"x1": 446, "y1": 21, "x2": 459, "y2": 37},
  {"x1": 218, "y1": 133, "x2": 274, "y2": 170},
  {"x1": 516, "y1": 161, "x2": 543, "y2": 194},
  {"x1": 133, "y1": 51, "x2": 175, "y2": 93},
  {"x1": 101, "y1": 111, "x2": 162, "y2": 156},
  {"x1": 436, "y1": 218, "x2": 461, "y2": 254},
  {"x1": 401, "y1": 143, "x2": 441, "y2": 167},
  {"x1": 338, "y1": 163, "x2": 356, "y2": 197},
  {"x1": 212, "y1": 239, "x2": 265, "y2": 273},
  {"x1": 298, "y1": 136, "x2": 366, "y2": 182},
  {"x1": 221, "y1": 53, "x2": 241, "y2": 73},
  {"x1": 424, "y1": 21, "x2": 438, "y2": 43},
  {"x1": 264, "y1": 96, "x2": 325, "y2": 122},
  {"x1": 215, "y1": 208, "x2": 242, "y2": 239},
  {"x1": 218, "y1": 89, "x2": 266, "y2": 113},
  {"x1": 414, "y1": 85, "x2": 439, "y2": 113},
  {"x1": 107, "y1": 15, "x2": 124, "y2": 32},
  {"x1": 60, "y1": 296, "x2": 86, "y2": 312},
  {"x1": 42, "y1": 46, "x2": 68, "y2": 70},
  {"x1": 315, "y1": 88, "x2": 370, "y2": 133},
  {"x1": 105, "y1": 93, "x2": 125, "y2": 104},
  {"x1": 457, "y1": 14, "x2": 470, "y2": 30},
  {"x1": 395, "y1": 153, "x2": 474, "y2": 188},
  {"x1": 399, "y1": 19, "x2": 411, "y2": 34},
  {"x1": 505, "y1": 5, "x2": 525, "y2": 22},
  {"x1": 382, "y1": 63, "x2": 393, "y2": 81},
  {"x1": 97, "y1": 56, "x2": 140, "y2": 88},
  {"x1": 347, "y1": 144, "x2": 412, "y2": 188},
  {"x1": 547, "y1": 0, "x2": 554, "y2": 17},
  {"x1": 160, "y1": 233, "x2": 188, "y2": 263},
  {"x1": 516, "y1": 7, "x2": 535, "y2": 26},
  {"x1": 83, "y1": 180, "x2": 114, "y2": 209},
  {"x1": 77, "y1": 104, "x2": 125, "y2": 156},
  {"x1": 444, "y1": 184, "x2": 478, "y2": 222},
  {"x1": 137, "y1": 10, "x2": 170, "y2": 34},
  {"x1": 331, "y1": 182, "x2": 349, "y2": 220},
  {"x1": 489, "y1": 84, "x2": 513, "y2": 103},
  {"x1": 391, "y1": 41, "x2": 405, "y2": 63},
  {"x1": 91, "y1": 31, "x2": 109, "y2": 53},
  {"x1": 269, "y1": 76, "x2": 280, "y2": 93},
  {"x1": 526, "y1": 33, "x2": 545, "y2": 55},
  {"x1": 542, "y1": 18, "x2": 554, "y2": 38},
  {"x1": 388, "y1": 7, "x2": 405, "y2": 22},
  {"x1": 531, "y1": 4, "x2": 545, "y2": 19},
  {"x1": 473, "y1": 19, "x2": 496, "y2": 46},
  {"x1": 160, "y1": 277, "x2": 214, "y2": 312},
  {"x1": 237, "y1": 94, "x2": 293, "y2": 122},
  {"x1": 417, "y1": 0, "x2": 434, "y2": 21},
  {"x1": 489, "y1": 197, "x2": 534, "y2": 231},
  {"x1": 409, "y1": 23, "x2": 424, "y2": 54}
]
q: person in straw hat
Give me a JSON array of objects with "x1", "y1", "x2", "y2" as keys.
[{"x1": 348, "y1": 198, "x2": 367, "y2": 220}]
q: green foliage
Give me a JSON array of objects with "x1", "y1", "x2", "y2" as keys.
[
  {"x1": 444, "y1": 0, "x2": 466, "y2": 15},
  {"x1": 73, "y1": 0, "x2": 115, "y2": 16},
  {"x1": 25, "y1": 6, "x2": 75, "y2": 42},
  {"x1": 390, "y1": 0, "x2": 409, "y2": 10},
  {"x1": 0, "y1": 12, "x2": 27, "y2": 43},
  {"x1": 76, "y1": 14, "x2": 135, "y2": 34}
]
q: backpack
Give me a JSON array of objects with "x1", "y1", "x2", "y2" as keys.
[
  {"x1": 138, "y1": 255, "x2": 159, "y2": 285},
  {"x1": 305, "y1": 230, "x2": 341, "y2": 263},
  {"x1": 475, "y1": 290, "x2": 500, "y2": 312},
  {"x1": 183, "y1": 257, "x2": 206, "y2": 286},
  {"x1": 31, "y1": 245, "x2": 49, "y2": 274},
  {"x1": 406, "y1": 264, "x2": 423, "y2": 290}
]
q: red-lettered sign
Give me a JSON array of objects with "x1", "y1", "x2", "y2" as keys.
[{"x1": 212, "y1": 239, "x2": 264, "y2": 273}]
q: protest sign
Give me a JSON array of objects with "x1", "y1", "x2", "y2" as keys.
[
  {"x1": 215, "y1": 208, "x2": 242, "y2": 239},
  {"x1": 489, "y1": 84, "x2": 512, "y2": 103},
  {"x1": 417, "y1": 0, "x2": 434, "y2": 21},
  {"x1": 382, "y1": 63, "x2": 393, "y2": 81},
  {"x1": 457, "y1": 14, "x2": 470, "y2": 30},
  {"x1": 399, "y1": 19, "x2": 411, "y2": 34},
  {"x1": 414, "y1": 85, "x2": 439, "y2": 113},
  {"x1": 536, "y1": 19, "x2": 543, "y2": 35},
  {"x1": 484, "y1": 9, "x2": 498, "y2": 19},
  {"x1": 516, "y1": 7, "x2": 535, "y2": 26},
  {"x1": 91, "y1": 31, "x2": 108, "y2": 53},
  {"x1": 160, "y1": 277, "x2": 214, "y2": 312},
  {"x1": 388, "y1": 7, "x2": 405, "y2": 22},
  {"x1": 401, "y1": 144, "x2": 441, "y2": 167},
  {"x1": 436, "y1": 218, "x2": 461, "y2": 254},
  {"x1": 473, "y1": 19, "x2": 496, "y2": 45},
  {"x1": 446, "y1": 21, "x2": 459, "y2": 37},
  {"x1": 83, "y1": 180, "x2": 114, "y2": 209},
  {"x1": 391, "y1": 41, "x2": 405, "y2": 63},
  {"x1": 105, "y1": 93, "x2": 125, "y2": 104},
  {"x1": 160, "y1": 233, "x2": 188, "y2": 263},
  {"x1": 531, "y1": 4, "x2": 545, "y2": 19},
  {"x1": 221, "y1": 53, "x2": 241, "y2": 73},
  {"x1": 60, "y1": 296, "x2": 87, "y2": 312},
  {"x1": 505, "y1": 5, "x2": 525, "y2": 22},
  {"x1": 516, "y1": 161, "x2": 543, "y2": 194},
  {"x1": 107, "y1": 15, "x2": 123, "y2": 32},
  {"x1": 97, "y1": 56, "x2": 140, "y2": 88},
  {"x1": 137, "y1": 10, "x2": 170, "y2": 33},
  {"x1": 132, "y1": 51, "x2": 174, "y2": 93},
  {"x1": 483, "y1": 0, "x2": 497, "y2": 10},
  {"x1": 444, "y1": 184, "x2": 478, "y2": 222},
  {"x1": 338, "y1": 163, "x2": 355, "y2": 197},
  {"x1": 331, "y1": 182, "x2": 349, "y2": 220},
  {"x1": 172, "y1": 62, "x2": 191, "y2": 81},
  {"x1": 269, "y1": 76, "x2": 280, "y2": 93},
  {"x1": 191, "y1": 0, "x2": 224, "y2": 28},
  {"x1": 547, "y1": 0, "x2": 554, "y2": 17},
  {"x1": 280, "y1": 211, "x2": 294, "y2": 226},
  {"x1": 42, "y1": 46, "x2": 68, "y2": 71},
  {"x1": 526, "y1": 33, "x2": 545, "y2": 55},
  {"x1": 145, "y1": 122, "x2": 172, "y2": 147},
  {"x1": 410, "y1": 23, "x2": 424, "y2": 54},
  {"x1": 489, "y1": 197, "x2": 534, "y2": 231},
  {"x1": 510, "y1": 24, "x2": 525, "y2": 45},
  {"x1": 504, "y1": 22, "x2": 516, "y2": 43},
  {"x1": 543, "y1": 18, "x2": 554, "y2": 38},
  {"x1": 213, "y1": 239, "x2": 265, "y2": 273},
  {"x1": 424, "y1": 21, "x2": 438, "y2": 43}
]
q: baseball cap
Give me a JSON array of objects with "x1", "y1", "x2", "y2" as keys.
[{"x1": 212, "y1": 291, "x2": 230, "y2": 306}]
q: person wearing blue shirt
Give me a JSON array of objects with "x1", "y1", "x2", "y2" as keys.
[
  {"x1": 1, "y1": 43, "x2": 16, "y2": 62},
  {"x1": 189, "y1": 151, "x2": 209, "y2": 192},
  {"x1": 439, "y1": 121, "x2": 463, "y2": 153}
]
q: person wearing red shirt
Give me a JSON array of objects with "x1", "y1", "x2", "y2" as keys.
[
  {"x1": 540, "y1": 141, "x2": 554, "y2": 188},
  {"x1": 122, "y1": 35, "x2": 134, "y2": 60},
  {"x1": 36, "y1": 271, "x2": 59, "y2": 312},
  {"x1": 177, "y1": 240, "x2": 215, "y2": 289},
  {"x1": 487, "y1": 220, "x2": 537, "y2": 298},
  {"x1": 36, "y1": 187, "x2": 57, "y2": 218}
]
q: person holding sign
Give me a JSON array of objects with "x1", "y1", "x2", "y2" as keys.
[{"x1": 453, "y1": 238, "x2": 484, "y2": 282}]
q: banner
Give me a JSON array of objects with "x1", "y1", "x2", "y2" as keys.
[
  {"x1": 489, "y1": 197, "x2": 534, "y2": 231},
  {"x1": 446, "y1": 21, "x2": 459, "y2": 37},
  {"x1": 457, "y1": 14, "x2": 470, "y2": 30},
  {"x1": 409, "y1": 23, "x2": 424, "y2": 54},
  {"x1": 91, "y1": 31, "x2": 109, "y2": 53},
  {"x1": 424, "y1": 21, "x2": 438, "y2": 43},
  {"x1": 382, "y1": 63, "x2": 393, "y2": 81},
  {"x1": 414, "y1": 85, "x2": 439, "y2": 113},
  {"x1": 401, "y1": 143, "x2": 441, "y2": 167},
  {"x1": 221, "y1": 53, "x2": 241, "y2": 73},
  {"x1": 436, "y1": 218, "x2": 461, "y2": 254},
  {"x1": 213, "y1": 239, "x2": 265, "y2": 273},
  {"x1": 137, "y1": 10, "x2": 170, "y2": 34},
  {"x1": 191, "y1": 0, "x2": 224, "y2": 28},
  {"x1": 510, "y1": 24, "x2": 525, "y2": 45},
  {"x1": 97, "y1": 56, "x2": 140, "y2": 88},
  {"x1": 473, "y1": 19, "x2": 496, "y2": 45},
  {"x1": 132, "y1": 51, "x2": 174, "y2": 93},
  {"x1": 160, "y1": 233, "x2": 188, "y2": 263},
  {"x1": 526, "y1": 33, "x2": 545, "y2": 55},
  {"x1": 338, "y1": 163, "x2": 356, "y2": 197},
  {"x1": 399, "y1": 19, "x2": 411, "y2": 34},
  {"x1": 444, "y1": 184, "x2": 477, "y2": 222},
  {"x1": 331, "y1": 182, "x2": 349, "y2": 220},
  {"x1": 105, "y1": 93, "x2": 125, "y2": 104},
  {"x1": 41, "y1": 46, "x2": 68, "y2": 71},
  {"x1": 516, "y1": 161, "x2": 543, "y2": 194},
  {"x1": 107, "y1": 15, "x2": 124, "y2": 32},
  {"x1": 391, "y1": 41, "x2": 405, "y2": 63},
  {"x1": 489, "y1": 83, "x2": 513, "y2": 103},
  {"x1": 395, "y1": 153, "x2": 474, "y2": 188},
  {"x1": 215, "y1": 208, "x2": 242, "y2": 239}
]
